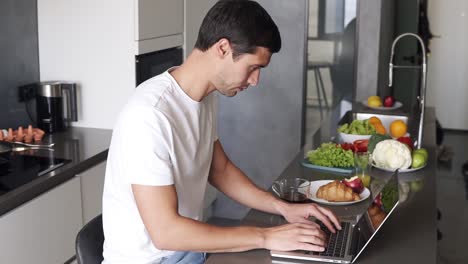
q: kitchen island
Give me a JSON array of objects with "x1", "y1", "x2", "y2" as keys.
[{"x1": 206, "y1": 108, "x2": 437, "y2": 264}]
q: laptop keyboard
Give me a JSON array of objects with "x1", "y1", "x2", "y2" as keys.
[{"x1": 305, "y1": 222, "x2": 350, "y2": 258}]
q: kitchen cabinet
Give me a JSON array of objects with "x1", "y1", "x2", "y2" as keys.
[
  {"x1": 135, "y1": 0, "x2": 184, "y2": 55},
  {"x1": 78, "y1": 161, "x2": 107, "y2": 224},
  {"x1": 0, "y1": 177, "x2": 82, "y2": 264},
  {"x1": 136, "y1": 0, "x2": 184, "y2": 40}
]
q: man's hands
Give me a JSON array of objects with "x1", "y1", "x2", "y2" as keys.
[
  {"x1": 260, "y1": 200, "x2": 342, "y2": 252},
  {"x1": 281, "y1": 202, "x2": 342, "y2": 233},
  {"x1": 262, "y1": 222, "x2": 327, "y2": 252}
]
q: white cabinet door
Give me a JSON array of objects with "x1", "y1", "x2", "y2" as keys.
[
  {"x1": 136, "y1": 0, "x2": 184, "y2": 41},
  {"x1": 0, "y1": 177, "x2": 83, "y2": 264},
  {"x1": 78, "y1": 161, "x2": 107, "y2": 224}
]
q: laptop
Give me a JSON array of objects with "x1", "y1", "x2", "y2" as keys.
[{"x1": 271, "y1": 172, "x2": 399, "y2": 264}]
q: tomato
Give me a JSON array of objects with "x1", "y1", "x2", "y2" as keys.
[{"x1": 353, "y1": 139, "x2": 369, "y2": 153}]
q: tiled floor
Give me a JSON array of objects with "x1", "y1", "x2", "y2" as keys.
[{"x1": 436, "y1": 130, "x2": 468, "y2": 264}]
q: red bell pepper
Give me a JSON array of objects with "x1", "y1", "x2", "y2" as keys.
[
  {"x1": 353, "y1": 139, "x2": 369, "y2": 153},
  {"x1": 397, "y1": 136, "x2": 413, "y2": 150},
  {"x1": 340, "y1": 143, "x2": 355, "y2": 152}
]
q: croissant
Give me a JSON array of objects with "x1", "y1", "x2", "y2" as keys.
[{"x1": 316, "y1": 180, "x2": 360, "y2": 202}]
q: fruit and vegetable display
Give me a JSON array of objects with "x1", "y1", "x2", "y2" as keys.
[
  {"x1": 367, "y1": 95, "x2": 397, "y2": 108},
  {"x1": 316, "y1": 179, "x2": 361, "y2": 202},
  {"x1": 383, "y1": 95, "x2": 396, "y2": 107},
  {"x1": 372, "y1": 139, "x2": 413, "y2": 170},
  {"x1": 370, "y1": 137, "x2": 428, "y2": 170},
  {"x1": 367, "y1": 96, "x2": 383, "y2": 108},
  {"x1": 368, "y1": 134, "x2": 392, "y2": 153},
  {"x1": 308, "y1": 111, "x2": 427, "y2": 173},
  {"x1": 338, "y1": 119, "x2": 376, "y2": 135},
  {"x1": 342, "y1": 176, "x2": 364, "y2": 194},
  {"x1": 306, "y1": 143, "x2": 354, "y2": 168},
  {"x1": 337, "y1": 116, "x2": 408, "y2": 139}
]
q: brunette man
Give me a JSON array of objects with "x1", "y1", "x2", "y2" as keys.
[{"x1": 102, "y1": 1, "x2": 341, "y2": 263}]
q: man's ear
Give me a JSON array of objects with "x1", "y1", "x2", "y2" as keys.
[{"x1": 214, "y1": 38, "x2": 232, "y2": 58}]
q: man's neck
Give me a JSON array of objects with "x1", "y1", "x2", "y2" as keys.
[{"x1": 170, "y1": 49, "x2": 216, "y2": 102}]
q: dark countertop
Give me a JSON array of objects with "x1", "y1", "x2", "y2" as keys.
[
  {"x1": 0, "y1": 127, "x2": 112, "y2": 216},
  {"x1": 207, "y1": 108, "x2": 437, "y2": 264}
]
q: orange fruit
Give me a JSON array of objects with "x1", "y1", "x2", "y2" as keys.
[
  {"x1": 369, "y1": 116, "x2": 382, "y2": 126},
  {"x1": 373, "y1": 123, "x2": 387, "y2": 135},
  {"x1": 390, "y1": 120, "x2": 407, "y2": 138}
]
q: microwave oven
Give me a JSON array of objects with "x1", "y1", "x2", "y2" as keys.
[{"x1": 135, "y1": 47, "x2": 183, "y2": 86}]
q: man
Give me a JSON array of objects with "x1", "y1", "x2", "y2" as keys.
[{"x1": 102, "y1": 1, "x2": 341, "y2": 263}]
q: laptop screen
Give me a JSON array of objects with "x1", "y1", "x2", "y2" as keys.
[{"x1": 351, "y1": 172, "x2": 400, "y2": 262}]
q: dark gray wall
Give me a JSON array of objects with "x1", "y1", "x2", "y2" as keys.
[
  {"x1": 0, "y1": 0, "x2": 39, "y2": 128},
  {"x1": 355, "y1": 0, "x2": 382, "y2": 102},
  {"x1": 377, "y1": 0, "x2": 396, "y2": 97},
  {"x1": 214, "y1": 0, "x2": 308, "y2": 219},
  {"x1": 393, "y1": 0, "x2": 420, "y2": 112},
  {"x1": 355, "y1": 0, "x2": 396, "y2": 103}
]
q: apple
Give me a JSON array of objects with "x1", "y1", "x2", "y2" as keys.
[
  {"x1": 383, "y1": 95, "x2": 395, "y2": 107},
  {"x1": 342, "y1": 176, "x2": 364, "y2": 193},
  {"x1": 411, "y1": 152, "x2": 426, "y2": 168},
  {"x1": 413, "y1": 148, "x2": 428, "y2": 160}
]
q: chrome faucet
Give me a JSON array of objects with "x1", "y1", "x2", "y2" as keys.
[{"x1": 388, "y1": 33, "x2": 427, "y2": 149}]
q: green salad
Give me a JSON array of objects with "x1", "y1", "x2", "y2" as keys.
[{"x1": 307, "y1": 143, "x2": 354, "y2": 168}]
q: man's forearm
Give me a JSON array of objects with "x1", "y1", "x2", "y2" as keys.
[{"x1": 152, "y1": 215, "x2": 265, "y2": 252}]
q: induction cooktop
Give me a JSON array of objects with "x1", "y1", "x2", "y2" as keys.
[{"x1": 0, "y1": 154, "x2": 70, "y2": 196}]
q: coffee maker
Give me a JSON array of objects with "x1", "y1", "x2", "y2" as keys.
[
  {"x1": 35, "y1": 81, "x2": 78, "y2": 133},
  {"x1": 19, "y1": 81, "x2": 78, "y2": 133}
]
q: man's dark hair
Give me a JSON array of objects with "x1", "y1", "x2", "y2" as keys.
[{"x1": 194, "y1": 0, "x2": 281, "y2": 58}]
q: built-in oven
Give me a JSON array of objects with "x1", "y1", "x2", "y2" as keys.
[{"x1": 135, "y1": 47, "x2": 183, "y2": 86}]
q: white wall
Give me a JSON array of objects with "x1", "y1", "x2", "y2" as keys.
[
  {"x1": 427, "y1": 0, "x2": 468, "y2": 130},
  {"x1": 37, "y1": 0, "x2": 135, "y2": 129}
]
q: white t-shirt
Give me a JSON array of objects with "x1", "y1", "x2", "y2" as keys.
[{"x1": 102, "y1": 69, "x2": 218, "y2": 264}]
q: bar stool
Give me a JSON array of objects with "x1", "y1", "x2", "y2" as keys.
[
  {"x1": 308, "y1": 61, "x2": 332, "y2": 119},
  {"x1": 75, "y1": 214, "x2": 104, "y2": 264}
]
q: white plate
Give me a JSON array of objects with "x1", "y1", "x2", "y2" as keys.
[
  {"x1": 309, "y1": 180, "x2": 370, "y2": 205},
  {"x1": 362, "y1": 101, "x2": 403, "y2": 111},
  {"x1": 372, "y1": 162, "x2": 427, "y2": 173}
]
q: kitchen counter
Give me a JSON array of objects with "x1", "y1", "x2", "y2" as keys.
[
  {"x1": 206, "y1": 108, "x2": 437, "y2": 264},
  {"x1": 0, "y1": 127, "x2": 112, "y2": 216}
]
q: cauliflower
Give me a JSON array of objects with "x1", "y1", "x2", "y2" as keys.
[{"x1": 372, "y1": 139, "x2": 411, "y2": 169}]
